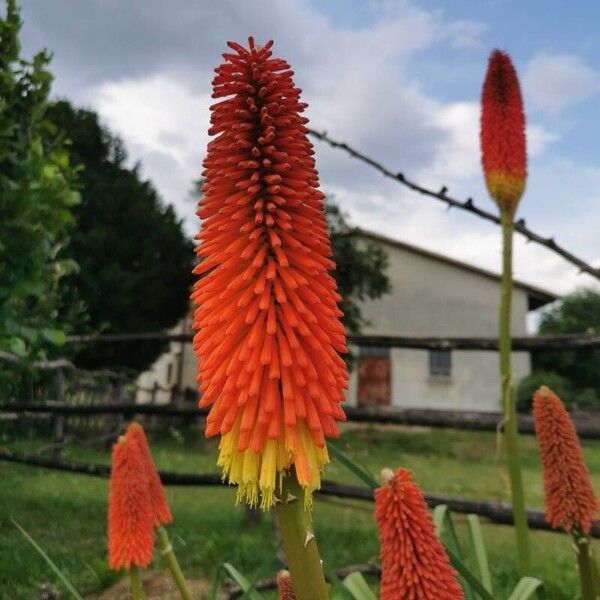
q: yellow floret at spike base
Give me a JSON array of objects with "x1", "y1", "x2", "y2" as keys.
[
  {"x1": 217, "y1": 418, "x2": 329, "y2": 510},
  {"x1": 485, "y1": 170, "x2": 526, "y2": 214}
]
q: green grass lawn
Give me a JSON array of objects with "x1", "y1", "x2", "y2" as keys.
[{"x1": 1, "y1": 422, "x2": 597, "y2": 599}]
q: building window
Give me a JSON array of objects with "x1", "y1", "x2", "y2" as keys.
[
  {"x1": 166, "y1": 362, "x2": 174, "y2": 384},
  {"x1": 429, "y1": 349, "x2": 451, "y2": 377}
]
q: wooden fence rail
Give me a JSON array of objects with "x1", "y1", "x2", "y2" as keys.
[
  {"x1": 65, "y1": 330, "x2": 600, "y2": 351},
  {"x1": 5, "y1": 402, "x2": 600, "y2": 439},
  {"x1": 1, "y1": 447, "x2": 597, "y2": 539}
]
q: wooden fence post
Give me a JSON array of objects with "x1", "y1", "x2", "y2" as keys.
[
  {"x1": 52, "y1": 370, "x2": 65, "y2": 457},
  {"x1": 115, "y1": 379, "x2": 125, "y2": 433}
]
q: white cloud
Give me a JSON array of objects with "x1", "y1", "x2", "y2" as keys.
[
  {"x1": 443, "y1": 20, "x2": 488, "y2": 48},
  {"x1": 524, "y1": 51, "x2": 600, "y2": 114},
  {"x1": 90, "y1": 73, "x2": 213, "y2": 233},
  {"x1": 527, "y1": 124, "x2": 558, "y2": 157},
  {"x1": 426, "y1": 102, "x2": 556, "y2": 183}
]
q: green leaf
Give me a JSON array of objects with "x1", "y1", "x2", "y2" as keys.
[
  {"x1": 327, "y1": 442, "x2": 379, "y2": 489},
  {"x1": 433, "y1": 505, "x2": 465, "y2": 560},
  {"x1": 7, "y1": 336, "x2": 27, "y2": 357},
  {"x1": 507, "y1": 577, "x2": 544, "y2": 600},
  {"x1": 12, "y1": 520, "x2": 85, "y2": 600},
  {"x1": 447, "y1": 549, "x2": 494, "y2": 600},
  {"x1": 41, "y1": 328, "x2": 66, "y2": 346},
  {"x1": 433, "y1": 505, "x2": 450, "y2": 538},
  {"x1": 212, "y1": 562, "x2": 263, "y2": 600},
  {"x1": 342, "y1": 572, "x2": 377, "y2": 600},
  {"x1": 466, "y1": 514, "x2": 493, "y2": 593},
  {"x1": 434, "y1": 507, "x2": 477, "y2": 600}
]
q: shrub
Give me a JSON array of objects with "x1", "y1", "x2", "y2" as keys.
[{"x1": 516, "y1": 371, "x2": 572, "y2": 412}]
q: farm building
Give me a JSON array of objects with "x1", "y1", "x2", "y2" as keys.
[{"x1": 136, "y1": 229, "x2": 558, "y2": 412}]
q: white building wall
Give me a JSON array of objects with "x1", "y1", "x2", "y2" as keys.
[
  {"x1": 137, "y1": 233, "x2": 549, "y2": 413},
  {"x1": 345, "y1": 236, "x2": 534, "y2": 412},
  {"x1": 346, "y1": 349, "x2": 530, "y2": 412}
]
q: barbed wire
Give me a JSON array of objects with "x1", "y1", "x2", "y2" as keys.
[
  {"x1": 7, "y1": 402, "x2": 600, "y2": 439},
  {"x1": 308, "y1": 128, "x2": 600, "y2": 281}
]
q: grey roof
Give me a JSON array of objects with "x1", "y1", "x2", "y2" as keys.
[{"x1": 354, "y1": 228, "x2": 560, "y2": 311}]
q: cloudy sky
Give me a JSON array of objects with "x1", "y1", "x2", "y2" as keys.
[{"x1": 17, "y1": 0, "x2": 600, "y2": 300}]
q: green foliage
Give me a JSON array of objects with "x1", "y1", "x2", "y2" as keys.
[
  {"x1": 0, "y1": 0, "x2": 79, "y2": 362},
  {"x1": 46, "y1": 100, "x2": 195, "y2": 372},
  {"x1": 325, "y1": 200, "x2": 390, "y2": 336},
  {"x1": 532, "y1": 289, "x2": 600, "y2": 407}
]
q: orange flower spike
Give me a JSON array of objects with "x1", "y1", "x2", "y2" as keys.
[
  {"x1": 192, "y1": 37, "x2": 348, "y2": 510},
  {"x1": 276, "y1": 570, "x2": 296, "y2": 600},
  {"x1": 480, "y1": 49, "x2": 527, "y2": 214},
  {"x1": 126, "y1": 423, "x2": 173, "y2": 527},
  {"x1": 375, "y1": 468, "x2": 464, "y2": 600},
  {"x1": 533, "y1": 386, "x2": 599, "y2": 533},
  {"x1": 108, "y1": 435, "x2": 154, "y2": 570}
]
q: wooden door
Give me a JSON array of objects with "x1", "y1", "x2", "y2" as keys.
[{"x1": 358, "y1": 356, "x2": 391, "y2": 406}]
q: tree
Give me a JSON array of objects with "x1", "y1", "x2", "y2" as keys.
[
  {"x1": 325, "y1": 200, "x2": 390, "y2": 335},
  {"x1": 0, "y1": 0, "x2": 79, "y2": 361},
  {"x1": 531, "y1": 289, "x2": 600, "y2": 408},
  {"x1": 47, "y1": 101, "x2": 194, "y2": 372}
]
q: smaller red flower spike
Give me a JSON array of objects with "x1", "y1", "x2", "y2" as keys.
[
  {"x1": 276, "y1": 570, "x2": 296, "y2": 600},
  {"x1": 533, "y1": 386, "x2": 599, "y2": 533},
  {"x1": 126, "y1": 423, "x2": 173, "y2": 527},
  {"x1": 480, "y1": 49, "x2": 527, "y2": 214},
  {"x1": 375, "y1": 468, "x2": 464, "y2": 600},
  {"x1": 108, "y1": 435, "x2": 154, "y2": 570}
]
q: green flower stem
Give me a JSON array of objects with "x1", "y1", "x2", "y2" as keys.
[
  {"x1": 500, "y1": 210, "x2": 532, "y2": 575},
  {"x1": 275, "y1": 472, "x2": 329, "y2": 600},
  {"x1": 129, "y1": 566, "x2": 147, "y2": 600},
  {"x1": 574, "y1": 532, "x2": 597, "y2": 600},
  {"x1": 157, "y1": 526, "x2": 193, "y2": 600}
]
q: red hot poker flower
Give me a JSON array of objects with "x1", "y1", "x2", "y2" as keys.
[
  {"x1": 126, "y1": 423, "x2": 173, "y2": 527},
  {"x1": 108, "y1": 435, "x2": 154, "y2": 570},
  {"x1": 191, "y1": 38, "x2": 348, "y2": 509},
  {"x1": 480, "y1": 49, "x2": 527, "y2": 214},
  {"x1": 375, "y1": 468, "x2": 464, "y2": 600},
  {"x1": 533, "y1": 386, "x2": 599, "y2": 533}
]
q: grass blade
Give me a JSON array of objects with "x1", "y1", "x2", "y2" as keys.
[
  {"x1": 327, "y1": 442, "x2": 379, "y2": 489},
  {"x1": 507, "y1": 577, "x2": 544, "y2": 600},
  {"x1": 466, "y1": 514, "x2": 493, "y2": 594},
  {"x1": 12, "y1": 520, "x2": 85, "y2": 600},
  {"x1": 342, "y1": 572, "x2": 377, "y2": 600}
]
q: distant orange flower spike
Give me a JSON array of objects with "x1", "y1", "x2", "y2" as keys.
[
  {"x1": 533, "y1": 386, "x2": 599, "y2": 533},
  {"x1": 191, "y1": 37, "x2": 348, "y2": 509},
  {"x1": 375, "y1": 468, "x2": 464, "y2": 600},
  {"x1": 480, "y1": 49, "x2": 527, "y2": 214},
  {"x1": 126, "y1": 423, "x2": 173, "y2": 527},
  {"x1": 108, "y1": 436, "x2": 154, "y2": 570},
  {"x1": 276, "y1": 570, "x2": 296, "y2": 600}
]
